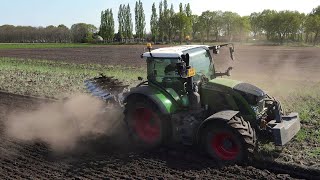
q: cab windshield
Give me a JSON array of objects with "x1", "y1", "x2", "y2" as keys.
[{"x1": 146, "y1": 48, "x2": 213, "y2": 83}]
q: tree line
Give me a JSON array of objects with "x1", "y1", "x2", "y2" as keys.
[
  {"x1": 0, "y1": 23, "x2": 97, "y2": 43},
  {"x1": 0, "y1": 1, "x2": 319, "y2": 45},
  {"x1": 98, "y1": 1, "x2": 320, "y2": 45},
  {"x1": 249, "y1": 8, "x2": 320, "y2": 45},
  {"x1": 0, "y1": 25, "x2": 70, "y2": 43}
]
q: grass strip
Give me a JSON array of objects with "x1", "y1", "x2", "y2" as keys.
[
  {"x1": 0, "y1": 57, "x2": 145, "y2": 98},
  {"x1": 0, "y1": 43, "x2": 93, "y2": 49}
]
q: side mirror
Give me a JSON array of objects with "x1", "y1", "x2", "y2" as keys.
[
  {"x1": 229, "y1": 46, "x2": 235, "y2": 61},
  {"x1": 215, "y1": 66, "x2": 233, "y2": 77},
  {"x1": 213, "y1": 46, "x2": 219, "y2": 54},
  {"x1": 176, "y1": 62, "x2": 187, "y2": 78},
  {"x1": 226, "y1": 67, "x2": 233, "y2": 76}
]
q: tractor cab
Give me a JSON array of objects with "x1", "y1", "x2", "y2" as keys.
[
  {"x1": 141, "y1": 44, "x2": 233, "y2": 109},
  {"x1": 143, "y1": 45, "x2": 214, "y2": 82},
  {"x1": 142, "y1": 44, "x2": 234, "y2": 84},
  {"x1": 142, "y1": 45, "x2": 213, "y2": 105}
]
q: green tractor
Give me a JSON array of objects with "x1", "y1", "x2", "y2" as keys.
[{"x1": 85, "y1": 44, "x2": 300, "y2": 164}]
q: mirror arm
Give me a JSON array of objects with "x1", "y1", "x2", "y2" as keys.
[{"x1": 215, "y1": 67, "x2": 233, "y2": 77}]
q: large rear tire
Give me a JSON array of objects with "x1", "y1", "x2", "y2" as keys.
[
  {"x1": 201, "y1": 116, "x2": 256, "y2": 164},
  {"x1": 124, "y1": 96, "x2": 169, "y2": 148}
]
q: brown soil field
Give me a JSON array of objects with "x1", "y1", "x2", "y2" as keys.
[
  {"x1": 0, "y1": 92, "x2": 319, "y2": 179},
  {"x1": 1, "y1": 44, "x2": 319, "y2": 85},
  {"x1": 0, "y1": 45, "x2": 320, "y2": 179},
  {"x1": 0, "y1": 45, "x2": 155, "y2": 67},
  {"x1": 0, "y1": 45, "x2": 319, "y2": 71}
]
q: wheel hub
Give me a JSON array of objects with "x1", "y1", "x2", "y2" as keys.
[
  {"x1": 222, "y1": 139, "x2": 233, "y2": 149},
  {"x1": 133, "y1": 108, "x2": 160, "y2": 144},
  {"x1": 211, "y1": 132, "x2": 240, "y2": 160}
]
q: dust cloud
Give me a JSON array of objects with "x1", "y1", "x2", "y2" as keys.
[
  {"x1": 4, "y1": 94, "x2": 123, "y2": 152},
  {"x1": 215, "y1": 46, "x2": 320, "y2": 96}
]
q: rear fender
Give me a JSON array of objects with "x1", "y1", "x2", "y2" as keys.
[
  {"x1": 195, "y1": 110, "x2": 239, "y2": 143},
  {"x1": 124, "y1": 86, "x2": 178, "y2": 115}
]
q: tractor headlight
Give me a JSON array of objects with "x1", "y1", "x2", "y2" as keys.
[
  {"x1": 235, "y1": 88, "x2": 266, "y2": 116},
  {"x1": 251, "y1": 105, "x2": 260, "y2": 114},
  {"x1": 251, "y1": 97, "x2": 266, "y2": 118},
  {"x1": 258, "y1": 98, "x2": 265, "y2": 111}
]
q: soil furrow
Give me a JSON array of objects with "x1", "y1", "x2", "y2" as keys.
[{"x1": 0, "y1": 91, "x2": 313, "y2": 179}]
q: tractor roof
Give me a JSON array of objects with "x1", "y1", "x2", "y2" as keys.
[{"x1": 142, "y1": 45, "x2": 208, "y2": 58}]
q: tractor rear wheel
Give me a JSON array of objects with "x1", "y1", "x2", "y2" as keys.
[
  {"x1": 201, "y1": 116, "x2": 256, "y2": 164},
  {"x1": 124, "y1": 96, "x2": 169, "y2": 148}
]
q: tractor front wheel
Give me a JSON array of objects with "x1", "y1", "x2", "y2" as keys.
[{"x1": 201, "y1": 116, "x2": 256, "y2": 164}]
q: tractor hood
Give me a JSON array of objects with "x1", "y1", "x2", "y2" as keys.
[
  {"x1": 209, "y1": 78, "x2": 241, "y2": 88},
  {"x1": 233, "y1": 82, "x2": 265, "y2": 97},
  {"x1": 208, "y1": 78, "x2": 265, "y2": 97}
]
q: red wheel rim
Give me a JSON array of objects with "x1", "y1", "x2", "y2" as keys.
[
  {"x1": 133, "y1": 108, "x2": 161, "y2": 144},
  {"x1": 211, "y1": 132, "x2": 240, "y2": 160}
]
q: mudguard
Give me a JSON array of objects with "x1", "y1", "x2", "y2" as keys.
[
  {"x1": 196, "y1": 110, "x2": 239, "y2": 143},
  {"x1": 123, "y1": 86, "x2": 178, "y2": 115}
]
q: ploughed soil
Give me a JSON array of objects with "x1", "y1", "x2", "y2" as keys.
[
  {"x1": 1, "y1": 44, "x2": 320, "y2": 85},
  {"x1": 1, "y1": 92, "x2": 319, "y2": 179},
  {"x1": 0, "y1": 45, "x2": 320, "y2": 179},
  {"x1": 0, "y1": 45, "x2": 319, "y2": 72},
  {"x1": 0, "y1": 45, "x2": 155, "y2": 67}
]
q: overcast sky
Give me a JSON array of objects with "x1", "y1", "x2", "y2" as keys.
[{"x1": 1, "y1": 0, "x2": 319, "y2": 33}]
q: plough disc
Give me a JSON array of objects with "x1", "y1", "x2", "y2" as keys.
[{"x1": 84, "y1": 74, "x2": 129, "y2": 105}]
